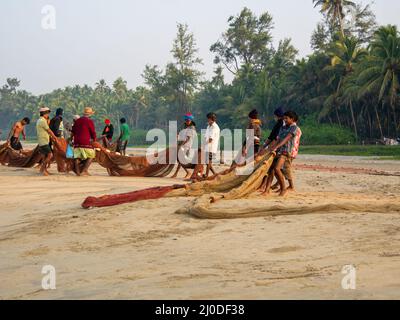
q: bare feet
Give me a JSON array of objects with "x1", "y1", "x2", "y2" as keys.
[
  {"x1": 81, "y1": 171, "x2": 91, "y2": 176},
  {"x1": 271, "y1": 183, "x2": 279, "y2": 191},
  {"x1": 260, "y1": 189, "x2": 270, "y2": 196},
  {"x1": 287, "y1": 187, "x2": 296, "y2": 192},
  {"x1": 279, "y1": 189, "x2": 288, "y2": 197}
]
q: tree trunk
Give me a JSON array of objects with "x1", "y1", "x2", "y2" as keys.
[
  {"x1": 374, "y1": 104, "x2": 384, "y2": 139},
  {"x1": 349, "y1": 101, "x2": 358, "y2": 140},
  {"x1": 391, "y1": 102, "x2": 398, "y2": 137},
  {"x1": 337, "y1": 6, "x2": 345, "y2": 38},
  {"x1": 335, "y1": 105, "x2": 342, "y2": 127}
]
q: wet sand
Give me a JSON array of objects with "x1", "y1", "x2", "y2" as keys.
[{"x1": 0, "y1": 151, "x2": 399, "y2": 300}]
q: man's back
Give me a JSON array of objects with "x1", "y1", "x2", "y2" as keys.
[{"x1": 72, "y1": 116, "x2": 96, "y2": 148}]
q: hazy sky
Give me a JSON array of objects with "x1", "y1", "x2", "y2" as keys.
[{"x1": 1, "y1": 0, "x2": 399, "y2": 94}]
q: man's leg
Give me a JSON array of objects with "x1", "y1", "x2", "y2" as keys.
[
  {"x1": 122, "y1": 141, "x2": 128, "y2": 156},
  {"x1": 261, "y1": 170, "x2": 275, "y2": 195},
  {"x1": 81, "y1": 158, "x2": 93, "y2": 176},
  {"x1": 274, "y1": 156, "x2": 288, "y2": 197},
  {"x1": 74, "y1": 159, "x2": 81, "y2": 176},
  {"x1": 171, "y1": 164, "x2": 181, "y2": 179},
  {"x1": 40, "y1": 152, "x2": 52, "y2": 176},
  {"x1": 285, "y1": 158, "x2": 295, "y2": 191}
]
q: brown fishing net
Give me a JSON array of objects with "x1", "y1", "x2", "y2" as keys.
[
  {"x1": 81, "y1": 152, "x2": 276, "y2": 209},
  {"x1": 0, "y1": 142, "x2": 42, "y2": 167},
  {"x1": 92, "y1": 142, "x2": 176, "y2": 177}
]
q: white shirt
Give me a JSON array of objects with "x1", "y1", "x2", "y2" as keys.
[
  {"x1": 204, "y1": 122, "x2": 220, "y2": 154},
  {"x1": 178, "y1": 126, "x2": 196, "y2": 151}
]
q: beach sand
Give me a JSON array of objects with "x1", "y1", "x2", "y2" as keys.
[{"x1": 0, "y1": 152, "x2": 399, "y2": 300}]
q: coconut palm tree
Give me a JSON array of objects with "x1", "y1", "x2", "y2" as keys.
[
  {"x1": 313, "y1": 0, "x2": 356, "y2": 38},
  {"x1": 357, "y1": 25, "x2": 400, "y2": 137},
  {"x1": 326, "y1": 37, "x2": 367, "y2": 138}
]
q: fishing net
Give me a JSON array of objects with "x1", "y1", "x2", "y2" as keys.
[
  {"x1": 92, "y1": 142, "x2": 176, "y2": 177},
  {"x1": 0, "y1": 142, "x2": 42, "y2": 167},
  {"x1": 81, "y1": 152, "x2": 276, "y2": 209}
]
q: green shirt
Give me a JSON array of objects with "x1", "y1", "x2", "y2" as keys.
[
  {"x1": 36, "y1": 117, "x2": 50, "y2": 146},
  {"x1": 120, "y1": 123, "x2": 130, "y2": 142}
]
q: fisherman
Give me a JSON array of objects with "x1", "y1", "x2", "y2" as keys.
[
  {"x1": 204, "y1": 112, "x2": 220, "y2": 178},
  {"x1": 36, "y1": 107, "x2": 56, "y2": 176},
  {"x1": 117, "y1": 118, "x2": 130, "y2": 156},
  {"x1": 101, "y1": 119, "x2": 114, "y2": 147},
  {"x1": 71, "y1": 107, "x2": 97, "y2": 176},
  {"x1": 261, "y1": 111, "x2": 301, "y2": 197},
  {"x1": 171, "y1": 112, "x2": 197, "y2": 179},
  {"x1": 263, "y1": 106, "x2": 285, "y2": 149},
  {"x1": 7, "y1": 117, "x2": 31, "y2": 151},
  {"x1": 232, "y1": 109, "x2": 262, "y2": 168},
  {"x1": 49, "y1": 108, "x2": 64, "y2": 139}
]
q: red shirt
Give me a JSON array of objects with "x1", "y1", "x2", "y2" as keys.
[{"x1": 72, "y1": 116, "x2": 96, "y2": 148}]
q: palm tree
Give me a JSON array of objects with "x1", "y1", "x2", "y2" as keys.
[
  {"x1": 313, "y1": 0, "x2": 356, "y2": 38},
  {"x1": 327, "y1": 37, "x2": 367, "y2": 138},
  {"x1": 357, "y1": 25, "x2": 400, "y2": 137}
]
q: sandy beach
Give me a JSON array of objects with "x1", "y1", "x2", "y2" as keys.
[{"x1": 0, "y1": 150, "x2": 399, "y2": 300}]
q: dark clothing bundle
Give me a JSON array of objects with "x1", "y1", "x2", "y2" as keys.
[
  {"x1": 49, "y1": 115, "x2": 63, "y2": 138},
  {"x1": 102, "y1": 124, "x2": 114, "y2": 141},
  {"x1": 10, "y1": 137, "x2": 23, "y2": 151},
  {"x1": 268, "y1": 119, "x2": 284, "y2": 142}
]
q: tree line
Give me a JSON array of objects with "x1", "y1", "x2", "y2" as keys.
[{"x1": 1, "y1": 1, "x2": 399, "y2": 144}]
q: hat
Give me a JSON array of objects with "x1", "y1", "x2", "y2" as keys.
[
  {"x1": 248, "y1": 109, "x2": 258, "y2": 119},
  {"x1": 274, "y1": 107, "x2": 285, "y2": 118},
  {"x1": 105, "y1": 119, "x2": 111, "y2": 124},
  {"x1": 73, "y1": 115, "x2": 80, "y2": 121},
  {"x1": 39, "y1": 107, "x2": 51, "y2": 113},
  {"x1": 184, "y1": 113, "x2": 194, "y2": 121},
  {"x1": 83, "y1": 107, "x2": 95, "y2": 116}
]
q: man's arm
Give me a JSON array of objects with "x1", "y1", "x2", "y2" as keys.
[
  {"x1": 22, "y1": 126, "x2": 26, "y2": 140},
  {"x1": 89, "y1": 120, "x2": 97, "y2": 141},
  {"x1": 271, "y1": 134, "x2": 293, "y2": 152},
  {"x1": 46, "y1": 128, "x2": 57, "y2": 141}
]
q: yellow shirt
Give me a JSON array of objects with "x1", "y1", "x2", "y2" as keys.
[{"x1": 36, "y1": 117, "x2": 50, "y2": 146}]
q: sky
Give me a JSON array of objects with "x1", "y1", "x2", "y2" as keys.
[{"x1": 1, "y1": 0, "x2": 399, "y2": 95}]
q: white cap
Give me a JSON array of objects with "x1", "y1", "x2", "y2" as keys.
[
  {"x1": 39, "y1": 107, "x2": 51, "y2": 113},
  {"x1": 73, "y1": 115, "x2": 80, "y2": 120}
]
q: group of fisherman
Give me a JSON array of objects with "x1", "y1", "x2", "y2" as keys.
[
  {"x1": 4, "y1": 105, "x2": 301, "y2": 196},
  {"x1": 5, "y1": 106, "x2": 131, "y2": 176}
]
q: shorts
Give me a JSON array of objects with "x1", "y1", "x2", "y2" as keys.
[
  {"x1": 10, "y1": 137, "x2": 22, "y2": 151},
  {"x1": 269, "y1": 154, "x2": 293, "y2": 180},
  {"x1": 39, "y1": 144, "x2": 52, "y2": 156},
  {"x1": 73, "y1": 147, "x2": 96, "y2": 160},
  {"x1": 281, "y1": 156, "x2": 294, "y2": 181},
  {"x1": 117, "y1": 140, "x2": 128, "y2": 152}
]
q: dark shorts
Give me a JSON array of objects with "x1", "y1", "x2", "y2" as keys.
[
  {"x1": 118, "y1": 140, "x2": 128, "y2": 152},
  {"x1": 10, "y1": 137, "x2": 22, "y2": 151},
  {"x1": 39, "y1": 144, "x2": 52, "y2": 156}
]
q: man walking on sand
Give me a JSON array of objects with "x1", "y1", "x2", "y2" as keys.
[
  {"x1": 7, "y1": 117, "x2": 31, "y2": 151},
  {"x1": 71, "y1": 107, "x2": 97, "y2": 176},
  {"x1": 36, "y1": 107, "x2": 56, "y2": 176}
]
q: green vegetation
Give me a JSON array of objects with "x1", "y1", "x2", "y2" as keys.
[
  {"x1": 1, "y1": 1, "x2": 399, "y2": 144},
  {"x1": 301, "y1": 145, "x2": 400, "y2": 159}
]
